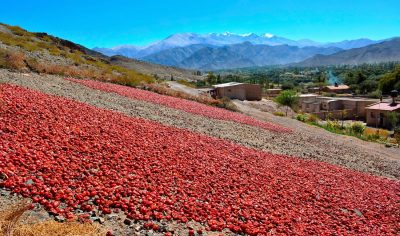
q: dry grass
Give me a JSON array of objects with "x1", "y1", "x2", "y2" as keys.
[
  {"x1": 364, "y1": 127, "x2": 391, "y2": 138},
  {"x1": 0, "y1": 202, "x2": 104, "y2": 236},
  {"x1": 4, "y1": 51, "x2": 26, "y2": 70}
]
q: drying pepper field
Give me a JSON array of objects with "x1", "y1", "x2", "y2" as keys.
[
  {"x1": 1, "y1": 84, "x2": 399, "y2": 235},
  {"x1": 68, "y1": 78, "x2": 290, "y2": 133}
]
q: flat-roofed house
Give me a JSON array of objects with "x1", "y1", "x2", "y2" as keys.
[
  {"x1": 300, "y1": 95, "x2": 377, "y2": 120},
  {"x1": 212, "y1": 82, "x2": 262, "y2": 101},
  {"x1": 366, "y1": 102, "x2": 400, "y2": 128},
  {"x1": 323, "y1": 83, "x2": 351, "y2": 94},
  {"x1": 265, "y1": 88, "x2": 282, "y2": 98}
]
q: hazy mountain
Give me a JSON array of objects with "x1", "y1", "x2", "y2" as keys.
[
  {"x1": 93, "y1": 33, "x2": 394, "y2": 70},
  {"x1": 142, "y1": 44, "x2": 214, "y2": 67},
  {"x1": 93, "y1": 32, "x2": 382, "y2": 60},
  {"x1": 145, "y1": 42, "x2": 342, "y2": 70},
  {"x1": 93, "y1": 33, "x2": 325, "y2": 58},
  {"x1": 323, "y1": 38, "x2": 383, "y2": 50},
  {"x1": 296, "y1": 38, "x2": 400, "y2": 67}
]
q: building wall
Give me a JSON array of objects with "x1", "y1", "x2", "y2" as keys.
[
  {"x1": 302, "y1": 103, "x2": 320, "y2": 113},
  {"x1": 313, "y1": 109, "x2": 355, "y2": 120},
  {"x1": 244, "y1": 84, "x2": 262, "y2": 101},
  {"x1": 299, "y1": 97, "x2": 377, "y2": 120},
  {"x1": 215, "y1": 84, "x2": 261, "y2": 101},
  {"x1": 216, "y1": 85, "x2": 246, "y2": 100},
  {"x1": 366, "y1": 109, "x2": 400, "y2": 129},
  {"x1": 299, "y1": 95, "x2": 318, "y2": 104}
]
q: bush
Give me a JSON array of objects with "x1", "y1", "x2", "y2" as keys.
[
  {"x1": 273, "y1": 111, "x2": 285, "y2": 117},
  {"x1": 295, "y1": 113, "x2": 307, "y2": 122},
  {"x1": 394, "y1": 127, "x2": 400, "y2": 144},
  {"x1": 217, "y1": 97, "x2": 238, "y2": 111},
  {"x1": 306, "y1": 114, "x2": 319, "y2": 123},
  {"x1": 274, "y1": 90, "x2": 298, "y2": 116},
  {"x1": 326, "y1": 120, "x2": 341, "y2": 131},
  {"x1": 366, "y1": 133, "x2": 381, "y2": 141},
  {"x1": 348, "y1": 122, "x2": 365, "y2": 136},
  {"x1": 5, "y1": 50, "x2": 25, "y2": 70},
  {"x1": 367, "y1": 90, "x2": 382, "y2": 99}
]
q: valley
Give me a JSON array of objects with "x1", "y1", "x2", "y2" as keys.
[{"x1": 0, "y1": 19, "x2": 399, "y2": 236}]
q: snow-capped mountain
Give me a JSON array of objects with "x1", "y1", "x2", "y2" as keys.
[{"x1": 94, "y1": 32, "x2": 325, "y2": 58}]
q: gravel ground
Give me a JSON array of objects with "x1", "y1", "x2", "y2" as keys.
[{"x1": 1, "y1": 69, "x2": 399, "y2": 180}]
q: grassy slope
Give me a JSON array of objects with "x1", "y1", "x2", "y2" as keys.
[{"x1": 0, "y1": 23, "x2": 154, "y2": 86}]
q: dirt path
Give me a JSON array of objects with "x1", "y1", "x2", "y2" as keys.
[{"x1": 166, "y1": 81, "x2": 202, "y2": 96}]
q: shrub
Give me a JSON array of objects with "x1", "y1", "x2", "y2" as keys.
[
  {"x1": 394, "y1": 127, "x2": 400, "y2": 144},
  {"x1": 306, "y1": 114, "x2": 319, "y2": 123},
  {"x1": 217, "y1": 97, "x2": 238, "y2": 111},
  {"x1": 348, "y1": 122, "x2": 365, "y2": 136},
  {"x1": 366, "y1": 133, "x2": 381, "y2": 141},
  {"x1": 326, "y1": 120, "x2": 341, "y2": 131},
  {"x1": 295, "y1": 113, "x2": 307, "y2": 122},
  {"x1": 273, "y1": 111, "x2": 285, "y2": 117},
  {"x1": 274, "y1": 90, "x2": 299, "y2": 116},
  {"x1": 368, "y1": 90, "x2": 382, "y2": 99},
  {"x1": 5, "y1": 50, "x2": 26, "y2": 70}
]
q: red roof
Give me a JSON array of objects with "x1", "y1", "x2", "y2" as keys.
[{"x1": 366, "y1": 102, "x2": 400, "y2": 111}]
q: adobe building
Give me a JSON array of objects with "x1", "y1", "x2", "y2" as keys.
[
  {"x1": 212, "y1": 82, "x2": 262, "y2": 101},
  {"x1": 299, "y1": 95, "x2": 377, "y2": 120},
  {"x1": 365, "y1": 90, "x2": 400, "y2": 129},
  {"x1": 265, "y1": 88, "x2": 282, "y2": 98},
  {"x1": 323, "y1": 83, "x2": 351, "y2": 94}
]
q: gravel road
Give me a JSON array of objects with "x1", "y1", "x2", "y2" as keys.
[{"x1": 1, "y1": 70, "x2": 399, "y2": 180}]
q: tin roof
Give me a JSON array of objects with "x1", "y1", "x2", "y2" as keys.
[
  {"x1": 366, "y1": 102, "x2": 400, "y2": 111},
  {"x1": 299, "y1": 94, "x2": 318, "y2": 97}
]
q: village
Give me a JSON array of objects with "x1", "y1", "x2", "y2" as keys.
[{"x1": 170, "y1": 80, "x2": 400, "y2": 145}]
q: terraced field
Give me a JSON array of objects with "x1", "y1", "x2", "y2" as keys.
[{"x1": 1, "y1": 70, "x2": 399, "y2": 235}]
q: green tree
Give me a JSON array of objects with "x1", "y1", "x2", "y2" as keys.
[
  {"x1": 206, "y1": 72, "x2": 217, "y2": 85},
  {"x1": 216, "y1": 74, "x2": 222, "y2": 83},
  {"x1": 388, "y1": 112, "x2": 400, "y2": 130},
  {"x1": 379, "y1": 66, "x2": 400, "y2": 93},
  {"x1": 314, "y1": 72, "x2": 327, "y2": 94},
  {"x1": 274, "y1": 90, "x2": 299, "y2": 116}
]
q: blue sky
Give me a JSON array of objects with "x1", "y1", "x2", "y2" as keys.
[{"x1": 1, "y1": 0, "x2": 399, "y2": 48}]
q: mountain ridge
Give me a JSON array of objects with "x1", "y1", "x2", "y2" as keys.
[
  {"x1": 94, "y1": 32, "x2": 384, "y2": 59},
  {"x1": 295, "y1": 38, "x2": 400, "y2": 67}
]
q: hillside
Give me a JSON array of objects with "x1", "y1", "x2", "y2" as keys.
[
  {"x1": 296, "y1": 38, "x2": 400, "y2": 66},
  {"x1": 0, "y1": 23, "x2": 201, "y2": 83},
  {"x1": 110, "y1": 55, "x2": 202, "y2": 81},
  {"x1": 1, "y1": 69, "x2": 399, "y2": 235}
]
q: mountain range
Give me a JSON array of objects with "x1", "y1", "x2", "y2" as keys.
[
  {"x1": 295, "y1": 38, "x2": 400, "y2": 67},
  {"x1": 94, "y1": 33, "x2": 398, "y2": 70}
]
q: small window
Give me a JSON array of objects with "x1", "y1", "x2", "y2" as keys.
[
  {"x1": 228, "y1": 89, "x2": 231, "y2": 92},
  {"x1": 370, "y1": 112, "x2": 374, "y2": 118}
]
